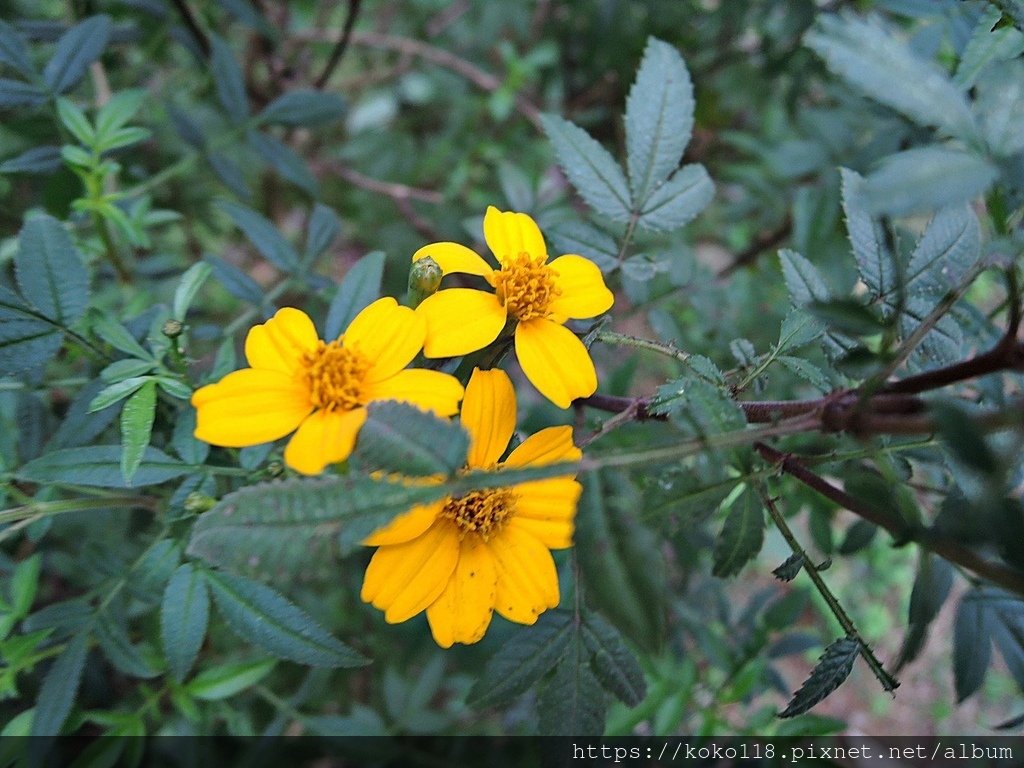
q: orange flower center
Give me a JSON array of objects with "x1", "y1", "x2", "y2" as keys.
[
  {"x1": 492, "y1": 252, "x2": 561, "y2": 321},
  {"x1": 442, "y1": 487, "x2": 517, "y2": 540},
  {"x1": 303, "y1": 340, "x2": 372, "y2": 411}
]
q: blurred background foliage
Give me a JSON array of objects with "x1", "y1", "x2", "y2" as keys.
[{"x1": 2, "y1": 0, "x2": 1024, "y2": 748}]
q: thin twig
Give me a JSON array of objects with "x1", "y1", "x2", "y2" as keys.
[
  {"x1": 170, "y1": 0, "x2": 211, "y2": 58},
  {"x1": 717, "y1": 218, "x2": 793, "y2": 279},
  {"x1": 314, "y1": 0, "x2": 362, "y2": 89}
]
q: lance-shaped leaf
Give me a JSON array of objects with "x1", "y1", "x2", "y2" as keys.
[
  {"x1": 120, "y1": 381, "x2": 157, "y2": 485},
  {"x1": 635, "y1": 164, "x2": 714, "y2": 232},
  {"x1": 0, "y1": 19, "x2": 35, "y2": 78},
  {"x1": 712, "y1": 487, "x2": 765, "y2": 578},
  {"x1": 161, "y1": 563, "x2": 210, "y2": 682},
  {"x1": 353, "y1": 401, "x2": 469, "y2": 477},
  {"x1": 17, "y1": 445, "x2": 190, "y2": 488},
  {"x1": 259, "y1": 90, "x2": 346, "y2": 127},
  {"x1": 839, "y1": 169, "x2": 893, "y2": 301},
  {"x1": 217, "y1": 200, "x2": 299, "y2": 272},
  {"x1": 537, "y1": 628, "x2": 607, "y2": 735},
  {"x1": 16, "y1": 215, "x2": 89, "y2": 325},
  {"x1": 779, "y1": 636, "x2": 859, "y2": 718},
  {"x1": 324, "y1": 251, "x2": 386, "y2": 338},
  {"x1": 209, "y1": 34, "x2": 248, "y2": 122},
  {"x1": 43, "y1": 15, "x2": 112, "y2": 94},
  {"x1": 0, "y1": 285, "x2": 65, "y2": 374},
  {"x1": 31, "y1": 632, "x2": 90, "y2": 736},
  {"x1": 895, "y1": 553, "x2": 953, "y2": 672},
  {"x1": 581, "y1": 612, "x2": 646, "y2": 706}
]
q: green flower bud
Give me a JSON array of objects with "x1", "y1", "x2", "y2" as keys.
[
  {"x1": 407, "y1": 256, "x2": 443, "y2": 308},
  {"x1": 184, "y1": 491, "x2": 216, "y2": 514},
  {"x1": 162, "y1": 319, "x2": 184, "y2": 338}
]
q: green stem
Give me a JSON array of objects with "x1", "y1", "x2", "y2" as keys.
[
  {"x1": 93, "y1": 211, "x2": 131, "y2": 283},
  {"x1": 596, "y1": 330, "x2": 690, "y2": 366},
  {"x1": 0, "y1": 496, "x2": 157, "y2": 525}
]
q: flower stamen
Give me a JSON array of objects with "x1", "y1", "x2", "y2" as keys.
[
  {"x1": 442, "y1": 487, "x2": 518, "y2": 540},
  {"x1": 492, "y1": 252, "x2": 561, "y2": 321},
  {"x1": 303, "y1": 340, "x2": 372, "y2": 411}
]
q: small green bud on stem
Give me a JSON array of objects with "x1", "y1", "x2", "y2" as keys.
[{"x1": 407, "y1": 256, "x2": 443, "y2": 308}]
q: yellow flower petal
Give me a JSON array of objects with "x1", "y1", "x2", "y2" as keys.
[
  {"x1": 363, "y1": 369, "x2": 464, "y2": 416},
  {"x1": 507, "y1": 517, "x2": 574, "y2": 550},
  {"x1": 343, "y1": 297, "x2": 426, "y2": 383},
  {"x1": 504, "y1": 425, "x2": 582, "y2": 467},
  {"x1": 244, "y1": 307, "x2": 319, "y2": 374},
  {"x1": 514, "y1": 319, "x2": 598, "y2": 408},
  {"x1": 547, "y1": 255, "x2": 614, "y2": 320},
  {"x1": 193, "y1": 369, "x2": 312, "y2": 447},
  {"x1": 490, "y1": 524, "x2": 559, "y2": 624},
  {"x1": 426, "y1": 535, "x2": 497, "y2": 648},
  {"x1": 483, "y1": 206, "x2": 547, "y2": 263},
  {"x1": 363, "y1": 501, "x2": 444, "y2": 547},
  {"x1": 462, "y1": 368, "x2": 517, "y2": 469},
  {"x1": 282, "y1": 407, "x2": 367, "y2": 475},
  {"x1": 361, "y1": 520, "x2": 460, "y2": 624},
  {"x1": 417, "y1": 288, "x2": 506, "y2": 358},
  {"x1": 507, "y1": 476, "x2": 582, "y2": 549},
  {"x1": 412, "y1": 242, "x2": 493, "y2": 277}
]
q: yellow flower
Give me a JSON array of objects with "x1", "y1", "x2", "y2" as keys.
[
  {"x1": 191, "y1": 299, "x2": 464, "y2": 475},
  {"x1": 360, "y1": 368, "x2": 582, "y2": 648},
  {"x1": 413, "y1": 206, "x2": 614, "y2": 408}
]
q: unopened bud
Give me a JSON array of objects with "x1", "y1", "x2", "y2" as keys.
[
  {"x1": 266, "y1": 460, "x2": 284, "y2": 477},
  {"x1": 162, "y1": 319, "x2": 184, "y2": 338},
  {"x1": 407, "y1": 256, "x2": 443, "y2": 308},
  {"x1": 184, "y1": 491, "x2": 216, "y2": 514}
]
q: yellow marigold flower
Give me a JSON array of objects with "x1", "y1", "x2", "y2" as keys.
[
  {"x1": 360, "y1": 368, "x2": 582, "y2": 648},
  {"x1": 191, "y1": 299, "x2": 464, "y2": 476},
  {"x1": 413, "y1": 206, "x2": 614, "y2": 408}
]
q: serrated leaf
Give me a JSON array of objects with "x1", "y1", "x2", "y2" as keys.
[
  {"x1": 895, "y1": 553, "x2": 953, "y2": 671},
  {"x1": 581, "y1": 613, "x2": 646, "y2": 706},
  {"x1": 804, "y1": 12, "x2": 976, "y2": 140},
  {"x1": 43, "y1": 15, "x2": 112, "y2": 94},
  {"x1": 0, "y1": 19, "x2": 35, "y2": 78},
  {"x1": 777, "y1": 356, "x2": 831, "y2": 392},
  {"x1": 807, "y1": 299, "x2": 887, "y2": 337},
  {"x1": 653, "y1": 377, "x2": 746, "y2": 438},
  {"x1": 160, "y1": 564, "x2": 210, "y2": 682},
  {"x1": 0, "y1": 78, "x2": 47, "y2": 107},
  {"x1": 172, "y1": 262, "x2": 212, "y2": 322},
  {"x1": 203, "y1": 252, "x2": 265, "y2": 306},
  {"x1": 218, "y1": 200, "x2": 299, "y2": 272},
  {"x1": 248, "y1": 130, "x2": 318, "y2": 195},
  {"x1": 976, "y1": 59, "x2": 1024, "y2": 157},
  {"x1": 31, "y1": 631, "x2": 90, "y2": 736},
  {"x1": 777, "y1": 309, "x2": 824, "y2": 353},
  {"x1": 861, "y1": 146, "x2": 998, "y2": 217},
  {"x1": 954, "y1": 588, "x2": 994, "y2": 701},
  {"x1": 840, "y1": 168, "x2": 894, "y2": 300},
  {"x1": 625, "y1": 37, "x2": 694, "y2": 208},
  {"x1": 306, "y1": 203, "x2": 341, "y2": 261},
  {"x1": 0, "y1": 146, "x2": 63, "y2": 174},
  {"x1": 712, "y1": 488, "x2": 765, "y2": 577},
  {"x1": 905, "y1": 205, "x2": 980, "y2": 298},
  {"x1": 0, "y1": 285, "x2": 64, "y2": 373},
  {"x1": 772, "y1": 553, "x2": 805, "y2": 582},
  {"x1": 353, "y1": 401, "x2": 468, "y2": 476},
  {"x1": 537, "y1": 629, "x2": 606, "y2": 735},
  {"x1": 545, "y1": 221, "x2": 618, "y2": 272},
  {"x1": 17, "y1": 445, "x2": 189, "y2": 488},
  {"x1": 259, "y1": 89, "x2": 346, "y2": 127},
  {"x1": 95, "y1": 610, "x2": 160, "y2": 678},
  {"x1": 636, "y1": 164, "x2": 713, "y2": 232},
  {"x1": 541, "y1": 113, "x2": 631, "y2": 222},
  {"x1": 209, "y1": 35, "x2": 248, "y2": 122},
  {"x1": 120, "y1": 381, "x2": 157, "y2": 485},
  {"x1": 324, "y1": 251, "x2": 386, "y2": 338},
  {"x1": 205, "y1": 569, "x2": 366, "y2": 667},
  {"x1": 779, "y1": 249, "x2": 829, "y2": 306},
  {"x1": 186, "y1": 658, "x2": 275, "y2": 700},
  {"x1": 466, "y1": 612, "x2": 573, "y2": 708},
  {"x1": 47, "y1": 380, "x2": 119, "y2": 450},
  {"x1": 779, "y1": 637, "x2": 859, "y2": 718},
  {"x1": 16, "y1": 214, "x2": 89, "y2": 325},
  {"x1": 954, "y1": 6, "x2": 1024, "y2": 89}
]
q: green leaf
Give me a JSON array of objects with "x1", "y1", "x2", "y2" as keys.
[
  {"x1": 209, "y1": 35, "x2": 248, "y2": 122},
  {"x1": 218, "y1": 200, "x2": 299, "y2": 272},
  {"x1": 836, "y1": 519, "x2": 877, "y2": 554},
  {"x1": 0, "y1": 146, "x2": 63, "y2": 174},
  {"x1": 96, "y1": 126, "x2": 151, "y2": 152},
  {"x1": 777, "y1": 356, "x2": 831, "y2": 392},
  {"x1": 652, "y1": 377, "x2": 746, "y2": 438},
  {"x1": 31, "y1": 631, "x2": 90, "y2": 736},
  {"x1": 217, "y1": 0, "x2": 279, "y2": 39},
  {"x1": 779, "y1": 249, "x2": 829, "y2": 306},
  {"x1": 56, "y1": 98, "x2": 95, "y2": 146},
  {"x1": 779, "y1": 636, "x2": 859, "y2": 718},
  {"x1": 185, "y1": 658, "x2": 276, "y2": 701},
  {"x1": 203, "y1": 252, "x2": 265, "y2": 306},
  {"x1": 43, "y1": 15, "x2": 112, "y2": 94},
  {"x1": 546, "y1": 221, "x2": 618, "y2": 272},
  {"x1": 0, "y1": 285, "x2": 64, "y2": 373},
  {"x1": 16, "y1": 214, "x2": 89, "y2": 325},
  {"x1": 259, "y1": 89, "x2": 346, "y2": 126},
  {"x1": 172, "y1": 262, "x2": 212, "y2": 322},
  {"x1": 772, "y1": 553, "x2": 804, "y2": 582},
  {"x1": 305, "y1": 203, "x2": 341, "y2": 261},
  {"x1": 625, "y1": 37, "x2": 694, "y2": 208},
  {"x1": 161, "y1": 564, "x2": 210, "y2": 682},
  {"x1": 537, "y1": 629, "x2": 606, "y2": 735},
  {"x1": 89, "y1": 376, "x2": 153, "y2": 412},
  {"x1": 92, "y1": 315, "x2": 151, "y2": 359},
  {"x1": 17, "y1": 445, "x2": 189, "y2": 488},
  {"x1": 0, "y1": 19, "x2": 35, "y2": 79},
  {"x1": 353, "y1": 401, "x2": 468, "y2": 477},
  {"x1": 976, "y1": 59, "x2": 1024, "y2": 157},
  {"x1": 541, "y1": 113, "x2": 631, "y2": 222},
  {"x1": 248, "y1": 130, "x2": 318, "y2": 196},
  {"x1": 839, "y1": 168, "x2": 894, "y2": 300},
  {"x1": 94, "y1": 610, "x2": 160, "y2": 678},
  {"x1": 0, "y1": 78, "x2": 48, "y2": 107},
  {"x1": 954, "y1": 588, "x2": 995, "y2": 701},
  {"x1": 931, "y1": 400, "x2": 1000, "y2": 476},
  {"x1": 807, "y1": 299, "x2": 886, "y2": 337},
  {"x1": 205, "y1": 569, "x2": 367, "y2": 667},
  {"x1": 324, "y1": 251, "x2": 386, "y2": 338},
  {"x1": 9, "y1": 554, "x2": 41, "y2": 618},
  {"x1": 635, "y1": 164, "x2": 714, "y2": 232},
  {"x1": 95, "y1": 89, "x2": 147, "y2": 138},
  {"x1": 804, "y1": 13, "x2": 976, "y2": 140},
  {"x1": 861, "y1": 146, "x2": 999, "y2": 217},
  {"x1": 712, "y1": 488, "x2": 765, "y2": 577},
  {"x1": 895, "y1": 553, "x2": 953, "y2": 672},
  {"x1": 777, "y1": 309, "x2": 824, "y2": 353},
  {"x1": 467, "y1": 612, "x2": 573, "y2": 708},
  {"x1": 954, "y1": 5, "x2": 1024, "y2": 89},
  {"x1": 905, "y1": 205, "x2": 980, "y2": 298},
  {"x1": 120, "y1": 381, "x2": 157, "y2": 485},
  {"x1": 581, "y1": 612, "x2": 646, "y2": 706}
]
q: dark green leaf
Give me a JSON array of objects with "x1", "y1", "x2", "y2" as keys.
[
  {"x1": 546, "y1": 221, "x2": 618, "y2": 272},
  {"x1": 207, "y1": 151, "x2": 250, "y2": 200},
  {"x1": 31, "y1": 631, "x2": 90, "y2": 736},
  {"x1": 712, "y1": 488, "x2": 765, "y2": 577},
  {"x1": 0, "y1": 146, "x2": 62, "y2": 174},
  {"x1": 537, "y1": 629, "x2": 606, "y2": 735},
  {"x1": 89, "y1": 376, "x2": 153, "y2": 412},
  {"x1": 772, "y1": 553, "x2": 804, "y2": 582},
  {"x1": 840, "y1": 168, "x2": 894, "y2": 300},
  {"x1": 625, "y1": 37, "x2": 694, "y2": 208},
  {"x1": 353, "y1": 401, "x2": 468, "y2": 477},
  {"x1": 779, "y1": 249, "x2": 829, "y2": 306},
  {"x1": 931, "y1": 400, "x2": 1000, "y2": 475},
  {"x1": 203, "y1": 252, "x2": 265, "y2": 306},
  {"x1": 468, "y1": 612, "x2": 573, "y2": 709},
  {"x1": 954, "y1": 6, "x2": 1024, "y2": 89},
  {"x1": 16, "y1": 214, "x2": 89, "y2": 325},
  {"x1": 95, "y1": 610, "x2": 160, "y2": 678},
  {"x1": 17, "y1": 445, "x2": 190, "y2": 488},
  {"x1": 185, "y1": 658, "x2": 276, "y2": 700},
  {"x1": 305, "y1": 203, "x2": 341, "y2": 261},
  {"x1": 171, "y1": 408, "x2": 209, "y2": 465},
  {"x1": 895, "y1": 553, "x2": 953, "y2": 671},
  {"x1": 172, "y1": 262, "x2": 212, "y2": 322},
  {"x1": 43, "y1": 15, "x2": 111, "y2": 94},
  {"x1": 248, "y1": 130, "x2": 318, "y2": 195},
  {"x1": 217, "y1": 200, "x2": 299, "y2": 272},
  {"x1": 92, "y1": 315, "x2": 151, "y2": 359},
  {"x1": 209, "y1": 35, "x2": 248, "y2": 122},
  {"x1": 0, "y1": 285, "x2": 63, "y2": 374},
  {"x1": 0, "y1": 19, "x2": 35, "y2": 78},
  {"x1": 635, "y1": 164, "x2": 714, "y2": 232},
  {"x1": 836, "y1": 519, "x2": 877, "y2": 555},
  {"x1": 954, "y1": 589, "x2": 994, "y2": 701},
  {"x1": 324, "y1": 251, "x2": 386, "y2": 338},
  {"x1": 120, "y1": 381, "x2": 156, "y2": 485},
  {"x1": 976, "y1": 59, "x2": 1024, "y2": 157},
  {"x1": 779, "y1": 637, "x2": 859, "y2": 718},
  {"x1": 205, "y1": 569, "x2": 367, "y2": 667},
  {"x1": 259, "y1": 89, "x2": 346, "y2": 126},
  {"x1": 582, "y1": 613, "x2": 646, "y2": 706},
  {"x1": 160, "y1": 564, "x2": 210, "y2": 682},
  {"x1": 541, "y1": 113, "x2": 631, "y2": 222},
  {"x1": 905, "y1": 205, "x2": 980, "y2": 297},
  {"x1": 807, "y1": 299, "x2": 886, "y2": 337}
]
